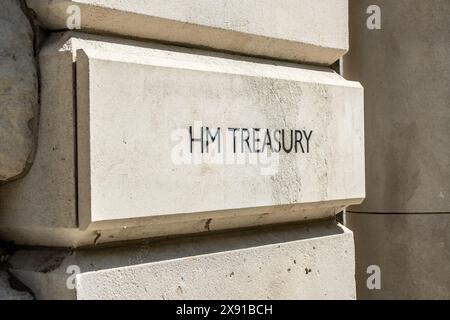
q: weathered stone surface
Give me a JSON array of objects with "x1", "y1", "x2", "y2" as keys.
[
  {"x1": 9, "y1": 221, "x2": 356, "y2": 300},
  {"x1": 346, "y1": 212, "x2": 450, "y2": 299},
  {"x1": 0, "y1": 44, "x2": 78, "y2": 233},
  {"x1": 0, "y1": 0, "x2": 38, "y2": 182},
  {"x1": 0, "y1": 32, "x2": 364, "y2": 247},
  {"x1": 0, "y1": 270, "x2": 34, "y2": 300},
  {"x1": 26, "y1": 0, "x2": 349, "y2": 65},
  {"x1": 345, "y1": 0, "x2": 450, "y2": 213},
  {"x1": 73, "y1": 34, "x2": 364, "y2": 230}
]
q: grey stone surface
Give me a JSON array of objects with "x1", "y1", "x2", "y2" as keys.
[
  {"x1": 346, "y1": 212, "x2": 450, "y2": 299},
  {"x1": 10, "y1": 221, "x2": 356, "y2": 300},
  {"x1": 0, "y1": 0, "x2": 38, "y2": 182},
  {"x1": 345, "y1": 0, "x2": 450, "y2": 213},
  {"x1": 0, "y1": 270, "x2": 34, "y2": 300}
]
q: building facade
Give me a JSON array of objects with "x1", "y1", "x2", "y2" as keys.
[{"x1": 0, "y1": 0, "x2": 448, "y2": 299}]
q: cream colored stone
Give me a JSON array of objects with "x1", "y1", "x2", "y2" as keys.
[
  {"x1": 9, "y1": 221, "x2": 356, "y2": 300},
  {"x1": 26, "y1": 0, "x2": 348, "y2": 65},
  {"x1": 0, "y1": 49, "x2": 78, "y2": 231},
  {"x1": 0, "y1": 0, "x2": 38, "y2": 182},
  {"x1": 0, "y1": 32, "x2": 364, "y2": 247},
  {"x1": 345, "y1": 0, "x2": 450, "y2": 213},
  {"x1": 346, "y1": 212, "x2": 450, "y2": 299}
]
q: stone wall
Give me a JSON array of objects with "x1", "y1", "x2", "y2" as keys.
[
  {"x1": 0, "y1": 0, "x2": 38, "y2": 183},
  {"x1": 345, "y1": 0, "x2": 450, "y2": 299},
  {"x1": 0, "y1": 1, "x2": 363, "y2": 299}
]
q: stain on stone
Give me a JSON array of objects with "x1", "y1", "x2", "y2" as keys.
[
  {"x1": 305, "y1": 268, "x2": 312, "y2": 274},
  {"x1": 93, "y1": 232, "x2": 101, "y2": 245},
  {"x1": 176, "y1": 286, "x2": 183, "y2": 295},
  {"x1": 37, "y1": 252, "x2": 66, "y2": 273},
  {"x1": 204, "y1": 218, "x2": 212, "y2": 231}
]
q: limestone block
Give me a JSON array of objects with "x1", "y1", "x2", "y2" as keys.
[
  {"x1": 346, "y1": 212, "x2": 450, "y2": 299},
  {"x1": 26, "y1": 0, "x2": 349, "y2": 65},
  {"x1": 0, "y1": 32, "x2": 364, "y2": 247},
  {"x1": 345, "y1": 0, "x2": 450, "y2": 213},
  {"x1": 0, "y1": 0, "x2": 38, "y2": 182},
  {"x1": 9, "y1": 221, "x2": 356, "y2": 300},
  {"x1": 0, "y1": 47, "x2": 78, "y2": 231}
]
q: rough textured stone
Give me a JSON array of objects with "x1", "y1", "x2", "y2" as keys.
[
  {"x1": 0, "y1": 0, "x2": 38, "y2": 182},
  {"x1": 9, "y1": 221, "x2": 356, "y2": 300},
  {"x1": 0, "y1": 270, "x2": 34, "y2": 300},
  {"x1": 26, "y1": 0, "x2": 349, "y2": 65},
  {"x1": 346, "y1": 212, "x2": 450, "y2": 299},
  {"x1": 345, "y1": 0, "x2": 450, "y2": 213},
  {"x1": 0, "y1": 32, "x2": 364, "y2": 247}
]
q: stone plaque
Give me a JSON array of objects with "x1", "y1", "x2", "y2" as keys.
[
  {"x1": 74, "y1": 34, "x2": 364, "y2": 228},
  {"x1": 0, "y1": 33, "x2": 364, "y2": 246}
]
